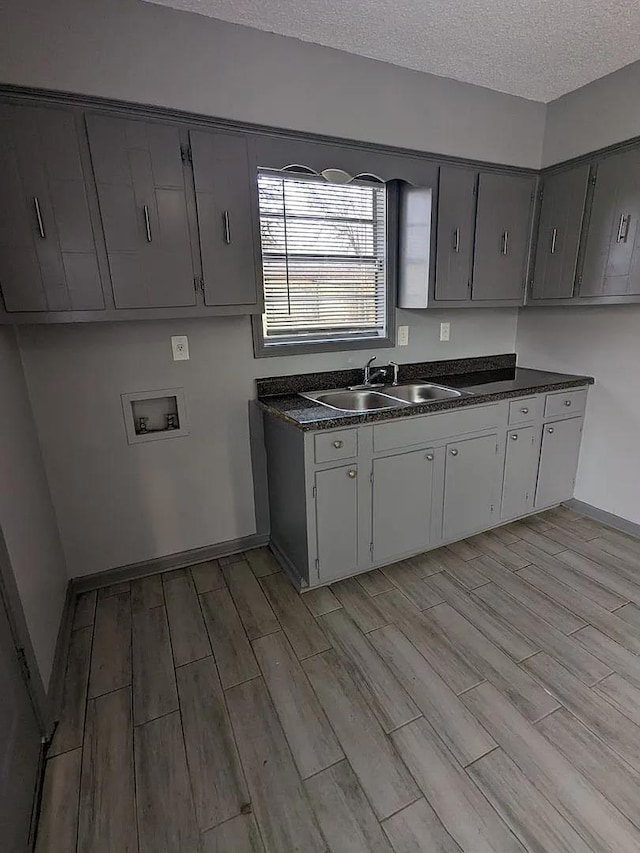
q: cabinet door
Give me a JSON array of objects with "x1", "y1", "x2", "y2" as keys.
[
  {"x1": 472, "y1": 173, "x2": 535, "y2": 301},
  {"x1": 531, "y1": 165, "x2": 590, "y2": 300},
  {"x1": 190, "y1": 130, "x2": 261, "y2": 307},
  {"x1": 372, "y1": 448, "x2": 434, "y2": 565},
  {"x1": 0, "y1": 104, "x2": 103, "y2": 312},
  {"x1": 86, "y1": 114, "x2": 195, "y2": 309},
  {"x1": 580, "y1": 150, "x2": 640, "y2": 297},
  {"x1": 315, "y1": 464, "x2": 359, "y2": 582},
  {"x1": 435, "y1": 166, "x2": 476, "y2": 301},
  {"x1": 535, "y1": 417, "x2": 583, "y2": 509},
  {"x1": 501, "y1": 427, "x2": 539, "y2": 520},
  {"x1": 443, "y1": 434, "x2": 498, "y2": 542}
]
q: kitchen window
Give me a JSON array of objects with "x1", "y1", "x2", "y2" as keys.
[{"x1": 253, "y1": 170, "x2": 394, "y2": 355}]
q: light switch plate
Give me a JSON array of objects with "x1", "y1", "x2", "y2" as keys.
[
  {"x1": 440, "y1": 322, "x2": 450, "y2": 342},
  {"x1": 397, "y1": 325, "x2": 409, "y2": 346},
  {"x1": 171, "y1": 335, "x2": 189, "y2": 360}
]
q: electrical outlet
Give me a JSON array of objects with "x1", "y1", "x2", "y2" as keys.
[
  {"x1": 440, "y1": 322, "x2": 450, "y2": 342},
  {"x1": 397, "y1": 325, "x2": 409, "y2": 346},
  {"x1": 171, "y1": 335, "x2": 189, "y2": 361}
]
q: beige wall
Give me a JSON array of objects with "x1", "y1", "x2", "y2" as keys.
[
  {"x1": 0, "y1": 328, "x2": 67, "y2": 687},
  {"x1": 0, "y1": 0, "x2": 545, "y2": 167},
  {"x1": 18, "y1": 309, "x2": 517, "y2": 576}
]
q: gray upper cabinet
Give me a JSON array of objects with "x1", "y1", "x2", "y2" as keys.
[
  {"x1": 472, "y1": 173, "x2": 535, "y2": 302},
  {"x1": 190, "y1": 129, "x2": 262, "y2": 309},
  {"x1": 86, "y1": 114, "x2": 196, "y2": 309},
  {"x1": 442, "y1": 433, "x2": 498, "y2": 542},
  {"x1": 0, "y1": 104, "x2": 104, "y2": 313},
  {"x1": 535, "y1": 417, "x2": 583, "y2": 508},
  {"x1": 531, "y1": 165, "x2": 590, "y2": 301},
  {"x1": 371, "y1": 448, "x2": 435, "y2": 565},
  {"x1": 579, "y1": 149, "x2": 640, "y2": 298},
  {"x1": 434, "y1": 166, "x2": 477, "y2": 301}
]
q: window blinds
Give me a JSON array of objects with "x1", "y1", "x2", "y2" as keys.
[{"x1": 258, "y1": 171, "x2": 387, "y2": 346}]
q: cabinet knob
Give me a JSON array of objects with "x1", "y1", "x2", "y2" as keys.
[
  {"x1": 425, "y1": 453, "x2": 434, "y2": 461},
  {"x1": 521, "y1": 407, "x2": 529, "y2": 414},
  {"x1": 548, "y1": 427, "x2": 555, "y2": 434},
  {"x1": 347, "y1": 469, "x2": 357, "y2": 479},
  {"x1": 511, "y1": 434, "x2": 518, "y2": 440},
  {"x1": 450, "y1": 448, "x2": 458, "y2": 456},
  {"x1": 332, "y1": 440, "x2": 344, "y2": 449},
  {"x1": 564, "y1": 400, "x2": 572, "y2": 407}
]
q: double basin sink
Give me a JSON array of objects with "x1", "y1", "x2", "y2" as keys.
[{"x1": 301, "y1": 382, "x2": 472, "y2": 413}]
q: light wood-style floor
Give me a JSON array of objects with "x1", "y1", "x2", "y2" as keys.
[{"x1": 34, "y1": 505, "x2": 640, "y2": 852}]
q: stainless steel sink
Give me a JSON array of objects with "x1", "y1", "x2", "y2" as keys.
[
  {"x1": 302, "y1": 388, "x2": 409, "y2": 413},
  {"x1": 384, "y1": 382, "x2": 465, "y2": 403}
]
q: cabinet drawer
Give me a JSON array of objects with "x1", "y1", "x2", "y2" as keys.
[
  {"x1": 373, "y1": 404, "x2": 500, "y2": 452},
  {"x1": 314, "y1": 429, "x2": 358, "y2": 463},
  {"x1": 509, "y1": 396, "x2": 543, "y2": 425},
  {"x1": 544, "y1": 388, "x2": 587, "y2": 419}
]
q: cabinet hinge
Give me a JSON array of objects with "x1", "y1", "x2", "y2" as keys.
[
  {"x1": 16, "y1": 647, "x2": 31, "y2": 683},
  {"x1": 315, "y1": 558, "x2": 320, "y2": 573},
  {"x1": 312, "y1": 485, "x2": 317, "y2": 499},
  {"x1": 194, "y1": 276, "x2": 204, "y2": 293},
  {"x1": 538, "y1": 189, "x2": 544, "y2": 202},
  {"x1": 590, "y1": 173, "x2": 597, "y2": 187},
  {"x1": 370, "y1": 542, "x2": 374, "y2": 558},
  {"x1": 369, "y1": 470, "x2": 374, "y2": 485},
  {"x1": 490, "y1": 504, "x2": 495, "y2": 513},
  {"x1": 181, "y1": 144, "x2": 192, "y2": 165},
  {"x1": 495, "y1": 443, "x2": 499, "y2": 454},
  {"x1": 467, "y1": 279, "x2": 472, "y2": 292}
]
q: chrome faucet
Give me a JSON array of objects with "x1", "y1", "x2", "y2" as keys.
[
  {"x1": 360, "y1": 356, "x2": 396, "y2": 387},
  {"x1": 363, "y1": 356, "x2": 378, "y2": 385}
]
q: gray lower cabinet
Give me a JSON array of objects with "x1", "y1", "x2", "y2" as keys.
[
  {"x1": 314, "y1": 463, "x2": 360, "y2": 582},
  {"x1": 535, "y1": 416, "x2": 584, "y2": 508},
  {"x1": 531, "y1": 164, "x2": 590, "y2": 300},
  {"x1": 434, "y1": 166, "x2": 476, "y2": 301},
  {"x1": 0, "y1": 104, "x2": 103, "y2": 312},
  {"x1": 442, "y1": 433, "x2": 499, "y2": 541},
  {"x1": 86, "y1": 114, "x2": 196, "y2": 309},
  {"x1": 472, "y1": 172, "x2": 535, "y2": 302},
  {"x1": 371, "y1": 448, "x2": 435, "y2": 565},
  {"x1": 264, "y1": 388, "x2": 588, "y2": 589},
  {"x1": 190, "y1": 129, "x2": 262, "y2": 308},
  {"x1": 579, "y1": 149, "x2": 640, "y2": 298},
  {"x1": 501, "y1": 426, "x2": 539, "y2": 519}
]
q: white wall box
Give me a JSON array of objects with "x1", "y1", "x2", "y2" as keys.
[{"x1": 121, "y1": 387, "x2": 188, "y2": 444}]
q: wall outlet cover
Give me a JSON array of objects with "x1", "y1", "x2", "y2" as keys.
[
  {"x1": 171, "y1": 335, "x2": 189, "y2": 360},
  {"x1": 397, "y1": 325, "x2": 409, "y2": 346},
  {"x1": 440, "y1": 322, "x2": 451, "y2": 342}
]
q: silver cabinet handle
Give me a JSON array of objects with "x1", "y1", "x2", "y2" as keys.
[
  {"x1": 452, "y1": 227, "x2": 460, "y2": 253},
  {"x1": 564, "y1": 399, "x2": 572, "y2": 407},
  {"x1": 548, "y1": 427, "x2": 555, "y2": 434},
  {"x1": 616, "y1": 213, "x2": 630, "y2": 243},
  {"x1": 223, "y1": 210, "x2": 231, "y2": 244},
  {"x1": 347, "y1": 469, "x2": 357, "y2": 479},
  {"x1": 521, "y1": 407, "x2": 529, "y2": 414},
  {"x1": 550, "y1": 227, "x2": 558, "y2": 254},
  {"x1": 511, "y1": 434, "x2": 518, "y2": 440},
  {"x1": 425, "y1": 453, "x2": 434, "y2": 461},
  {"x1": 143, "y1": 205, "x2": 152, "y2": 242},
  {"x1": 450, "y1": 448, "x2": 458, "y2": 456},
  {"x1": 33, "y1": 196, "x2": 46, "y2": 238},
  {"x1": 501, "y1": 231, "x2": 509, "y2": 255},
  {"x1": 332, "y1": 440, "x2": 343, "y2": 449}
]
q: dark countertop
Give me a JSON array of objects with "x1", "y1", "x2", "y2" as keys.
[{"x1": 258, "y1": 363, "x2": 594, "y2": 431}]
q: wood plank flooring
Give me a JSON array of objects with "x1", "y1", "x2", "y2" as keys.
[{"x1": 35, "y1": 508, "x2": 640, "y2": 852}]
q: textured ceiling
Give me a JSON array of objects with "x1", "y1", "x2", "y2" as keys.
[{"x1": 144, "y1": 0, "x2": 640, "y2": 102}]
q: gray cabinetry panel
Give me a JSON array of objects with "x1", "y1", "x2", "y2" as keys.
[
  {"x1": 435, "y1": 166, "x2": 476, "y2": 301},
  {"x1": 190, "y1": 130, "x2": 261, "y2": 307},
  {"x1": 86, "y1": 114, "x2": 195, "y2": 309},
  {"x1": 580, "y1": 150, "x2": 640, "y2": 297},
  {"x1": 372, "y1": 448, "x2": 434, "y2": 565},
  {"x1": 501, "y1": 427, "x2": 539, "y2": 520},
  {"x1": 315, "y1": 464, "x2": 359, "y2": 582},
  {"x1": 0, "y1": 104, "x2": 103, "y2": 312},
  {"x1": 535, "y1": 417, "x2": 583, "y2": 509},
  {"x1": 532, "y1": 165, "x2": 590, "y2": 300},
  {"x1": 473, "y1": 173, "x2": 535, "y2": 302},
  {"x1": 442, "y1": 433, "x2": 498, "y2": 541}
]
